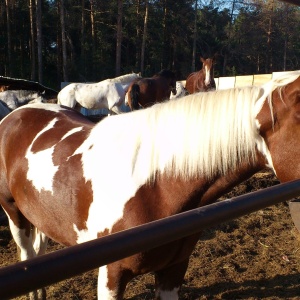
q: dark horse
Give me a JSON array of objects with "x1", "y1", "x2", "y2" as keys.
[
  {"x1": 185, "y1": 56, "x2": 216, "y2": 94},
  {"x1": 1, "y1": 71, "x2": 300, "y2": 299},
  {"x1": 126, "y1": 69, "x2": 176, "y2": 110}
]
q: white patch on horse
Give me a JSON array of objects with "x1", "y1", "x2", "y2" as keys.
[
  {"x1": 72, "y1": 114, "x2": 150, "y2": 243},
  {"x1": 97, "y1": 266, "x2": 116, "y2": 299},
  {"x1": 26, "y1": 118, "x2": 59, "y2": 193},
  {"x1": 25, "y1": 115, "x2": 84, "y2": 193},
  {"x1": 61, "y1": 127, "x2": 83, "y2": 140}
]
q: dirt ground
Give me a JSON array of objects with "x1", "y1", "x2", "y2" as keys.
[{"x1": 1, "y1": 169, "x2": 300, "y2": 300}]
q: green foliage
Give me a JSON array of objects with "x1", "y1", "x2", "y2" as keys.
[{"x1": 0, "y1": 0, "x2": 300, "y2": 89}]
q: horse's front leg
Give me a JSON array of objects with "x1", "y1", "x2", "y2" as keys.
[
  {"x1": 154, "y1": 258, "x2": 190, "y2": 300},
  {"x1": 97, "y1": 263, "x2": 134, "y2": 300},
  {"x1": 4, "y1": 208, "x2": 47, "y2": 300}
]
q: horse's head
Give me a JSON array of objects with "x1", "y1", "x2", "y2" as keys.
[
  {"x1": 256, "y1": 72, "x2": 300, "y2": 182},
  {"x1": 200, "y1": 57, "x2": 215, "y2": 88}
]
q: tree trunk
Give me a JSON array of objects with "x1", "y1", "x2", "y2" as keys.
[
  {"x1": 192, "y1": 0, "x2": 197, "y2": 72},
  {"x1": 81, "y1": 0, "x2": 86, "y2": 77},
  {"x1": 140, "y1": 0, "x2": 148, "y2": 75},
  {"x1": 29, "y1": 0, "x2": 36, "y2": 81},
  {"x1": 36, "y1": 0, "x2": 43, "y2": 83},
  {"x1": 266, "y1": 0, "x2": 274, "y2": 73},
  {"x1": 90, "y1": 0, "x2": 96, "y2": 78},
  {"x1": 116, "y1": 0, "x2": 123, "y2": 76},
  {"x1": 5, "y1": 0, "x2": 12, "y2": 76},
  {"x1": 59, "y1": 0, "x2": 68, "y2": 82},
  {"x1": 161, "y1": 0, "x2": 168, "y2": 69},
  {"x1": 135, "y1": 0, "x2": 141, "y2": 70}
]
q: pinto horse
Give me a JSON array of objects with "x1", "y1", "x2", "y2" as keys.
[
  {"x1": 57, "y1": 73, "x2": 140, "y2": 115},
  {"x1": 1, "y1": 71, "x2": 300, "y2": 299},
  {"x1": 126, "y1": 69, "x2": 176, "y2": 110},
  {"x1": 185, "y1": 56, "x2": 216, "y2": 94}
]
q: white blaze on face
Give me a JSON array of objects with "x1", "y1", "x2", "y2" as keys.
[{"x1": 204, "y1": 65, "x2": 211, "y2": 86}]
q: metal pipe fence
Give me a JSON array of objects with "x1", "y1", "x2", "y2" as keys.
[{"x1": 1, "y1": 179, "x2": 300, "y2": 299}]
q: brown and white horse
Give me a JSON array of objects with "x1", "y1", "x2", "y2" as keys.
[
  {"x1": 1, "y1": 71, "x2": 300, "y2": 299},
  {"x1": 185, "y1": 56, "x2": 216, "y2": 93}
]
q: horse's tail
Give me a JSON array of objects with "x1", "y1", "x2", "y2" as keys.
[{"x1": 129, "y1": 83, "x2": 140, "y2": 111}]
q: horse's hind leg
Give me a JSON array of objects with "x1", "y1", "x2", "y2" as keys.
[
  {"x1": 4, "y1": 208, "x2": 47, "y2": 300},
  {"x1": 154, "y1": 258, "x2": 190, "y2": 300}
]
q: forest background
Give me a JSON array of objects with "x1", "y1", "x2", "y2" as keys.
[{"x1": 1, "y1": 0, "x2": 300, "y2": 91}]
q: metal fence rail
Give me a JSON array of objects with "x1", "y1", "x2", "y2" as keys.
[{"x1": 1, "y1": 179, "x2": 300, "y2": 299}]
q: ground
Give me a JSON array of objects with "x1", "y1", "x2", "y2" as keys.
[{"x1": 1, "y1": 170, "x2": 300, "y2": 300}]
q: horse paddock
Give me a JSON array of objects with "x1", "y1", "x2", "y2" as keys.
[{"x1": 1, "y1": 169, "x2": 300, "y2": 300}]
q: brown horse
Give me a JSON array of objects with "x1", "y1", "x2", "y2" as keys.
[
  {"x1": 126, "y1": 69, "x2": 176, "y2": 110},
  {"x1": 185, "y1": 56, "x2": 216, "y2": 94},
  {"x1": 1, "y1": 71, "x2": 300, "y2": 299}
]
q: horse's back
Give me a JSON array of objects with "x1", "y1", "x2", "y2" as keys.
[{"x1": 0, "y1": 104, "x2": 94, "y2": 147}]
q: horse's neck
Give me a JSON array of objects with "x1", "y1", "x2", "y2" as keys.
[
  {"x1": 198, "y1": 155, "x2": 266, "y2": 207},
  {"x1": 150, "y1": 154, "x2": 265, "y2": 217}
]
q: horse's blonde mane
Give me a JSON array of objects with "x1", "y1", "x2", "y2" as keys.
[
  {"x1": 132, "y1": 87, "x2": 262, "y2": 180},
  {"x1": 93, "y1": 71, "x2": 300, "y2": 182}
]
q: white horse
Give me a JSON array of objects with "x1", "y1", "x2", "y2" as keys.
[
  {"x1": 0, "y1": 90, "x2": 45, "y2": 110},
  {"x1": 109, "y1": 72, "x2": 141, "y2": 92},
  {"x1": 170, "y1": 81, "x2": 188, "y2": 99},
  {"x1": 58, "y1": 73, "x2": 141, "y2": 115}
]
